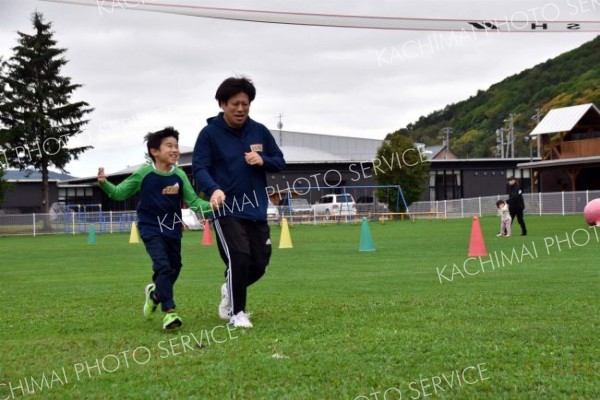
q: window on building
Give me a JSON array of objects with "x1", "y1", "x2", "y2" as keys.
[
  {"x1": 58, "y1": 186, "x2": 95, "y2": 206},
  {"x1": 506, "y1": 168, "x2": 531, "y2": 193},
  {"x1": 429, "y1": 170, "x2": 462, "y2": 200}
]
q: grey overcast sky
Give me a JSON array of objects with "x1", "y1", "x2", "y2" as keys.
[{"x1": 0, "y1": 0, "x2": 598, "y2": 177}]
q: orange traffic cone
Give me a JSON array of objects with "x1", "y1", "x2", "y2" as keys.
[
  {"x1": 202, "y1": 220, "x2": 213, "y2": 246},
  {"x1": 468, "y1": 216, "x2": 488, "y2": 257}
]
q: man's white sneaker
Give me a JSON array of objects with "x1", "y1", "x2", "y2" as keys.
[
  {"x1": 230, "y1": 311, "x2": 253, "y2": 328},
  {"x1": 219, "y1": 283, "x2": 232, "y2": 320}
]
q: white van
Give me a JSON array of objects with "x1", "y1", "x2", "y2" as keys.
[{"x1": 311, "y1": 194, "x2": 356, "y2": 219}]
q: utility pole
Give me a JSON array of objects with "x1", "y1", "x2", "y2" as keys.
[
  {"x1": 529, "y1": 107, "x2": 543, "y2": 194},
  {"x1": 531, "y1": 108, "x2": 543, "y2": 158},
  {"x1": 496, "y1": 128, "x2": 505, "y2": 158},
  {"x1": 503, "y1": 114, "x2": 517, "y2": 158},
  {"x1": 276, "y1": 113, "x2": 284, "y2": 146},
  {"x1": 441, "y1": 126, "x2": 452, "y2": 159}
]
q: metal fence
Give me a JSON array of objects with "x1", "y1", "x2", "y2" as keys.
[
  {"x1": 0, "y1": 210, "x2": 138, "y2": 237},
  {"x1": 409, "y1": 190, "x2": 600, "y2": 219},
  {"x1": 1, "y1": 189, "x2": 599, "y2": 236}
]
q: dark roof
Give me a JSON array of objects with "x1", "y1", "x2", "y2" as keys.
[
  {"x1": 432, "y1": 157, "x2": 535, "y2": 163},
  {"x1": 517, "y1": 155, "x2": 600, "y2": 169},
  {"x1": 3, "y1": 169, "x2": 75, "y2": 182}
]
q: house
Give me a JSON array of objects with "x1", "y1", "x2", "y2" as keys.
[
  {"x1": 518, "y1": 103, "x2": 600, "y2": 191},
  {"x1": 423, "y1": 144, "x2": 458, "y2": 160},
  {"x1": 3, "y1": 127, "x2": 550, "y2": 213},
  {"x1": 1, "y1": 169, "x2": 74, "y2": 213},
  {"x1": 60, "y1": 130, "x2": 530, "y2": 208},
  {"x1": 422, "y1": 158, "x2": 535, "y2": 201}
]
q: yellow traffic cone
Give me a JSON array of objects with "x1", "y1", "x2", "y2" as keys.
[
  {"x1": 129, "y1": 222, "x2": 140, "y2": 244},
  {"x1": 278, "y1": 218, "x2": 293, "y2": 249}
]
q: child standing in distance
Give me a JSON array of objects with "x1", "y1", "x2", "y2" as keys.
[
  {"x1": 97, "y1": 127, "x2": 211, "y2": 330},
  {"x1": 496, "y1": 199, "x2": 511, "y2": 237}
]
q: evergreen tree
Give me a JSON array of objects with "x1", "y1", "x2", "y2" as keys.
[
  {"x1": 0, "y1": 57, "x2": 13, "y2": 208},
  {"x1": 0, "y1": 12, "x2": 93, "y2": 216}
]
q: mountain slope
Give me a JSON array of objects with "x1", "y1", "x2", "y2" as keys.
[{"x1": 396, "y1": 35, "x2": 600, "y2": 158}]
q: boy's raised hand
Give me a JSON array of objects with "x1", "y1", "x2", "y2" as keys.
[{"x1": 97, "y1": 167, "x2": 106, "y2": 183}]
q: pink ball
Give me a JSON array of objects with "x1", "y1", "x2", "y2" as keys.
[{"x1": 583, "y1": 198, "x2": 600, "y2": 226}]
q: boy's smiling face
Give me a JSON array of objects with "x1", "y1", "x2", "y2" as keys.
[{"x1": 151, "y1": 136, "x2": 180, "y2": 167}]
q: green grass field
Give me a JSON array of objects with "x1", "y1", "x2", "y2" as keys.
[{"x1": 1, "y1": 215, "x2": 598, "y2": 399}]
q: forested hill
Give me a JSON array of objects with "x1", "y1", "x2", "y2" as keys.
[{"x1": 394, "y1": 35, "x2": 600, "y2": 158}]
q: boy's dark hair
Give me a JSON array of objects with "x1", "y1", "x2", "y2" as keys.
[
  {"x1": 496, "y1": 200, "x2": 506, "y2": 207},
  {"x1": 144, "y1": 127, "x2": 179, "y2": 162},
  {"x1": 215, "y1": 76, "x2": 256, "y2": 106}
]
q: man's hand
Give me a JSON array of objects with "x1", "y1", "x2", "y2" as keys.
[
  {"x1": 97, "y1": 167, "x2": 106, "y2": 184},
  {"x1": 244, "y1": 151, "x2": 264, "y2": 166},
  {"x1": 210, "y1": 189, "x2": 226, "y2": 209}
]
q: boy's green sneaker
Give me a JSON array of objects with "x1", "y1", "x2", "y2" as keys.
[
  {"x1": 163, "y1": 312, "x2": 183, "y2": 330},
  {"x1": 143, "y1": 283, "x2": 158, "y2": 319}
]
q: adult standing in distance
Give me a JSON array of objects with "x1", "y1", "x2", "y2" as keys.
[
  {"x1": 192, "y1": 76, "x2": 286, "y2": 328},
  {"x1": 507, "y1": 176, "x2": 527, "y2": 236}
]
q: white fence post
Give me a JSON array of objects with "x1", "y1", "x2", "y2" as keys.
[
  {"x1": 539, "y1": 192, "x2": 542, "y2": 216},
  {"x1": 586, "y1": 190, "x2": 589, "y2": 205},
  {"x1": 71, "y1": 212, "x2": 75, "y2": 235},
  {"x1": 110, "y1": 211, "x2": 113, "y2": 234},
  {"x1": 461, "y1": 198, "x2": 464, "y2": 218},
  {"x1": 478, "y1": 197, "x2": 482, "y2": 217},
  {"x1": 33, "y1": 213, "x2": 36, "y2": 237},
  {"x1": 562, "y1": 191, "x2": 565, "y2": 216}
]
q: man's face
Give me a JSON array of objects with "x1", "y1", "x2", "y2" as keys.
[
  {"x1": 221, "y1": 92, "x2": 250, "y2": 129},
  {"x1": 508, "y1": 179, "x2": 515, "y2": 185}
]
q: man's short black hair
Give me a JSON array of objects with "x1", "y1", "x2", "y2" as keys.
[
  {"x1": 215, "y1": 76, "x2": 256, "y2": 106},
  {"x1": 144, "y1": 127, "x2": 179, "y2": 162}
]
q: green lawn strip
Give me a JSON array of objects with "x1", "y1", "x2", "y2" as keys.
[{"x1": 0, "y1": 216, "x2": 597, "y2": 399}]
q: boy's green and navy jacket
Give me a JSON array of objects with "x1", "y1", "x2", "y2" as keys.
[{"x1": 99, "y1": 164, "x2": 211, "y2": 239}]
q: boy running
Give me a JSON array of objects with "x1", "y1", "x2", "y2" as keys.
[{"x1": 98, "y1": 127, "x2": 211, "y2": 330}]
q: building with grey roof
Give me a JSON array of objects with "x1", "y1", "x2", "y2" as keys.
[
  {"x1": 1, "y1": 169, "x2": 75, "y2": 213},
  {"x1": 1, "y1": 129, "x2": 543, "y2": 213}
]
